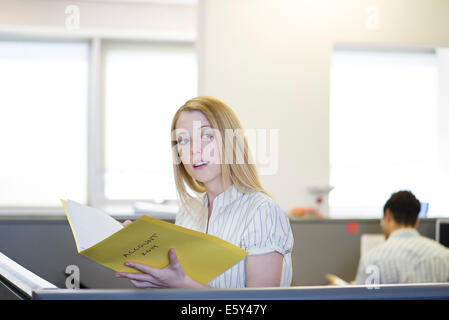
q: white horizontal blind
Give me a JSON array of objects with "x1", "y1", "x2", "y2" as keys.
[
  {"x1": 0, "y1": 41, "x2": 88, "y2": 207},
  {"x1": 329, "y1": 50, "x2": 440, "y2": 218},
  {"x1": 103, "y1": 42, "x2": 197, "y2": 201}
]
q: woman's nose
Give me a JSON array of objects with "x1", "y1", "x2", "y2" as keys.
[{"x1": 190, "y1": 138, "x2": 202, "y2": 156}]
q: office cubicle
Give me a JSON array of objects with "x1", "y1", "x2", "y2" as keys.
[
  {"x1": 0, "y1": 216, "x2": 439, "y2": 288},
  {"x1": 2, "y1": 249, "x2": 449, "y2": 300},
  {"x1": 0, "y1": 252, "x2": 56, "y2": 300},
  {"x1": 2, "y1": 242, "x2": 449, "y2": 300}
]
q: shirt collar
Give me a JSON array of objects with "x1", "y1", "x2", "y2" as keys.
[
  {"x1": 388, "y1": 228, "x2": 420, "y2": 240},
  {"x1": 203, "y1": 184, "x2": 243, "y2": 209}
]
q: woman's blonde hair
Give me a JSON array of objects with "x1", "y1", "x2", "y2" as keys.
[{"x1": 170, "y1": 96, "x2": 269, "y2": 208}]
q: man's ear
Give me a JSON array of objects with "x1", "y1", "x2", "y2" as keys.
[
  {"x1": 384, "y1": 208, "x2": 392, "y2": 222},
  {"x1": 413, "y1": 218, "x2": 419, "y2": 228}
]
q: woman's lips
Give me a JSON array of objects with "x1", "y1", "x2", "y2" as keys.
[{"x1": 193, "y1": 161, "x2": 209, "y2": 169}]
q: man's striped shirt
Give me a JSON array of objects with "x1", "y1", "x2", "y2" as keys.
[{"x1": 355, "y1": 228, "x2": 449, "y2": 284}]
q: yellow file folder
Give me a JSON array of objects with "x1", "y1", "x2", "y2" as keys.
[{"x1": 62, "y1": 199, "x2": 248, "y2": 285}]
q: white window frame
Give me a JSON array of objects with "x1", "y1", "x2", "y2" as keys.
[{"x1": 0, "y1": 27, "x2": 196, "y2": 215}]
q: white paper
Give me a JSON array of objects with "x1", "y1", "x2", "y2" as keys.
[
  {"x1": 64, "y1": 199, "x2": 123, "y2": 251},
  {"x1": 360, "y1": 233, "x2": 385, "y2": 257}
]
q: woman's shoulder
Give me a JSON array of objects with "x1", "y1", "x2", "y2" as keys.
[{"x1": 242, "y1": 190, "x2": 287, "y2": 217}]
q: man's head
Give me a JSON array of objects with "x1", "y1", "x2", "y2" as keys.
[{"x1": 381, "y1": 190, "x2": 421, "y2": 238}]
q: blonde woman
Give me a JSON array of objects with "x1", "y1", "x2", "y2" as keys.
[{"x1": 116, "y1": 96, "x2": 294, "y2": 288}]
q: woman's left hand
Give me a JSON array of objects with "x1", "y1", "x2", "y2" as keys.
[{"x1": 115, "y1": 248, "x2": 190, "y2": 288}]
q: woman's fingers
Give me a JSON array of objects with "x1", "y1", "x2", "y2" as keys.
[
  {"x1": 125, "y1": 261, "x2": 159, "y2": 276},
  {"x1": 115, "y1": 271, "x2": 151, "y2": 282},
  {"x1": 116, "y1": 249, "x2": 188, "y2": 288},
  {"x1": 130, "y1": 279, "x2": 158, "y2": 289},
  {"x1": 168, "y1": 248, "x2": 181, "y2": 269},
  {"x1": 121, "y1": 220, "x2": 133, "y2": 227}
]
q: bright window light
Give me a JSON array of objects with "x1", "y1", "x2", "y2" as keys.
[
  {"x1": 103, "y1": 43, "x2": 197, "y2": 201},
  {"x1": 0, "y1": 41, "x2": 88, "y2": 207},
  {"x1": 329, "y1": 49, "x2": 440, "y2": 218}
]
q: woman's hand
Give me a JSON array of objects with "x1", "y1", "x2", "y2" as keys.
[
  {"x1": 121, "y1": 220, "x2": 133, "y2": 227},
  {"x1": 115, "y1": 248, "x2": 205, "y2": 289}
]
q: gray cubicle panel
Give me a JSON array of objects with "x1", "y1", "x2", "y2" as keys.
[
  {"x1": 3, "y1": 244, "x2": 449, "y2": 301},
  {"x1": 0, "y1": 215, "x2": 438, "y2": 289},
  {"x1": 0, "y1": 276, "x2": 25, "y2": 300},
  {"x1": 0, "y1": 251, "x2": 57, "y2": 300},
  {"x1": 290, "y1": 219, "x2": 436, "y2": 285},
  {"x1": 0, "y1": 216, "x2": 137, "y2": 289}
]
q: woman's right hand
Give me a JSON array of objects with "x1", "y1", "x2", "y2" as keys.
[{"x1": 121, "y1": 220, "x2": 133, "y2": 227}]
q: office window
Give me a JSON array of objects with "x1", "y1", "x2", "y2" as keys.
[
  {"x1": 0, "y1": 41, "x2": 88, "y2": 207},
  {"x1": 103, "y1": 42, "x2": 197, "y2": 202},
  {"x1": 329, "y1": 49, "x2": 442, "y2": 218}
]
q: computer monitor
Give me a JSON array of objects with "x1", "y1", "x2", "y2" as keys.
[
  {"x1": 435, "y1": 219, "x2": 449, "y2": 248},
  {"x1": 418, "y1": 202, "x2": 429, "y2": 218}
]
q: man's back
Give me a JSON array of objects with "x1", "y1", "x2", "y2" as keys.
[{"x1": 355, "y1": 228, "x2": 449, "y2": 284}]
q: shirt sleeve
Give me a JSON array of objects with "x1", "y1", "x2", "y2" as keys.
[{"x1": 241, "y1": 201, "x2": 294, "y2": 256}]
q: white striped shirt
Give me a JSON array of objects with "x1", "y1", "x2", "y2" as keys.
[
  {"x1": 355, "y1": 228, "x2": 449, "y2": 284},
  {"x1": 175, "y1": 184, "x2": 294, "y2": 288}
]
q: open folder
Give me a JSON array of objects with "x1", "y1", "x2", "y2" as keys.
[{"x1": 61, "y1": 199, "x2": 248, "y2": 285}]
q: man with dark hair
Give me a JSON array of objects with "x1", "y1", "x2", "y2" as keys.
[
  {"x1": 381, "y1": 190, "x2": 421, "y2": 237},
  {"x1": 355, "y1": 190, "x2": 449, "y2": 285}
]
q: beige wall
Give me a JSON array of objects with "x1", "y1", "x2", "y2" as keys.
[
  {"x1": 198, "y1": 0, "x2": 449, "y2": 214},
  {"x1": 1, "y1": 0, "x2": 448, "y2": 214},
  {"x1": 0, "y1": 0, "x2": 196, "y2": 37}
]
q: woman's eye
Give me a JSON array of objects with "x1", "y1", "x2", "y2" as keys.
[
  {"x1": 202, "y1": 133, "x2": 213, "y2": 140},
  {"x1": 178, "y1": 138, "x2": 190, "y2": 146}
]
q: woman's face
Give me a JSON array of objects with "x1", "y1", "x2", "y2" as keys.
[{"x1": 175, "y1": 110, "x2": 222, "y2": 186}]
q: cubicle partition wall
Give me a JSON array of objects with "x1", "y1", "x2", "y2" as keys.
[
  {"x1": 2, "y1": 248, "x2": 449, "y2": 300},
  {"x1": 0, "y1": 252, "x2": 56, "y2": 300},
  {"x1": 0, "y1": 216, "x2": 438, "y2": 289},
  {"x1": 32, "y1": 284, "x2": 449, "y2": 300},
  {"x1": 290, "y1": 219, "x2": 436, "y2": 285},
  {"x1": 0, "y1": 215, "x2": 147, "y2": 290},
  {"x1": 1, "y1": 216, "x2": 448, "y2": 300},
  {"x1": 2, "y1": 252, "x2": 449, "y2": 300}
]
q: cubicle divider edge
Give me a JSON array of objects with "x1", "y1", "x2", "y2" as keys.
[{"x1": 32, "y1": 283, "x2": 449, "y2": 300}]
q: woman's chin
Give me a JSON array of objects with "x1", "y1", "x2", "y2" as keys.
[
  {"x1": 192, "y1": 174, "x2": 215, "y2": 184},
  {"x1": 191, "y1": 170, "x2": 221, "y2": 185}
]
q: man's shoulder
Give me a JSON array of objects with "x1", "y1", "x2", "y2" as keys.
[
  {"x1": 360, "y1": 241, "x2": 391, "y2": 262},
  {"x1": 362, "y1": 234, "x2": 449, "y2": 261},
  {"x1": 416, "y1": 235, "x2": 449, "y2": 256}
]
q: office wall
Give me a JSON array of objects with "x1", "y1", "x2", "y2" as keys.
[
  {"x1": 198, "y1": 0, "x2": 449, "y2": 214},
  {"x1": 0, "y1": 0, "x2": 196, "y2": 37},
  {"x1": 2, "y1": 0, "x2": 448, "y2": 215}
]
